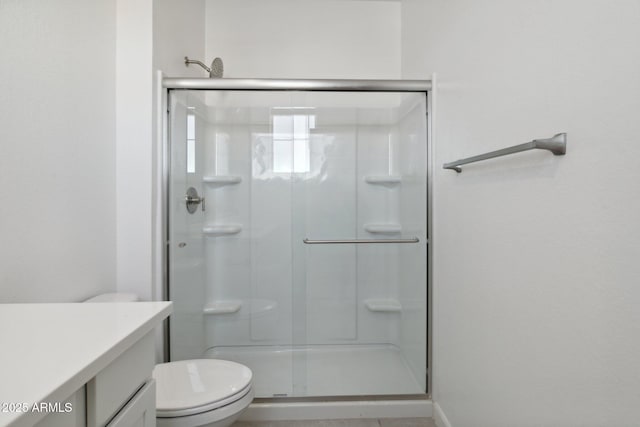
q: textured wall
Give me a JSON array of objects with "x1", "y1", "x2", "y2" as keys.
[{"x1": 402, "y1": 1, "x2": 640, "y2": 426}]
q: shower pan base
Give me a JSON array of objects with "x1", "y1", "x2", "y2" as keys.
[
  {"x1": 240, "y1": 398, "x2": 433, "y2": 422},
  {"x1": 206, "y1": 344, "x2": 424, "y2": 398}
]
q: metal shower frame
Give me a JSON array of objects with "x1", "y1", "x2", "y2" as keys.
[
  {"x1": 161, "y1": 76, "x2": 434, "y2": 401},
  {"x1": 163, "y1": 77, "x2": 431, "y2": 92}
]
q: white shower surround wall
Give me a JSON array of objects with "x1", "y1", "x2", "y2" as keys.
[{"x1": 168, "y1": 90, "x2": 428, "y2": 398}]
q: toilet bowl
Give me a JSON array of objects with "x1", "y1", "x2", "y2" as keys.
[{"x1": 85, "y1": 294, "x2": 254, "y2": 427}]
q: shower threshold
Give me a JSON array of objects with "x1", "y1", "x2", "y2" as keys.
[{"x1": 206, "y1": 344, "x2": 423, "y2": 398}]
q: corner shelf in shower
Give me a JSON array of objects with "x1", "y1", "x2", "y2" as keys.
[
  {"x1": 364, "y1": 299, "x2": 402, "y2": 313},
  {"x1": 364, "y1": 224, "x2": 402, "y2": 234},
  {"x1": 364, "y1": 175, "x2": 402, "y2": 185},
  {"x1": 203, "y1": 224, "x2": 242, "y2": 236},
  {"x1": 203, "y1": 301, "x2": 242, "y2": 315},
  {"x1": 202, "y1": 175, "x2": 242, "y2": 185}
]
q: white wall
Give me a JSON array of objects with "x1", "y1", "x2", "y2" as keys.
[
  {"x1": 0, "y1": 0, "x2": 117, "y2": 302},
  {"x1": 115, "y1": 0, "x2": 205, "y2": 301},
  {"x1": 402, "y1": 1, "x2": 640, "y2": 426},
  {"x1": 205, "y1": 0, "x2": 401, "y2": 79},
  {"x1": 115, "y1": 0, "x2": 154, "y2": 301},
  {"x1": 153, "y1": 0, "x2": 206, "y2": 78}
]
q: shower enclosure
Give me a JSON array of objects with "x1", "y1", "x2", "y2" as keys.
[{"x1": 165, "y1": 79, "x2": 429, "y2": 399}]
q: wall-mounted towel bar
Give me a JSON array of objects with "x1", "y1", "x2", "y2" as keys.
[
  {"x1": 303, "y1": 238, "x2": 420, "y2": 244},
  {"x1": 443, "y1": 133, "x2": 567, "y2": 173}
]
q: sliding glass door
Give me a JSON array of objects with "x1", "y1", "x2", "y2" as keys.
[{"x1": 168, "y1": 89, "x2": 427, "y2": 398}]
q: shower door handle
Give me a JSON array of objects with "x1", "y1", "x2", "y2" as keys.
[{"x1": 303, "y1": 238, "x2": 420, "y2": 244}]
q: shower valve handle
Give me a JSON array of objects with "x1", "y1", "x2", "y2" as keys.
[{"x1": 185, "y1": 187, "x2": 205, "y2": 213}]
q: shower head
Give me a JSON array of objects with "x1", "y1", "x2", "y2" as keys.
[
  {"x1": 184, "y1": 56, "x2": 224, "y2": 78},
  {"x1": 209, "y1": 57, "x2": 224, "y2": 78}
]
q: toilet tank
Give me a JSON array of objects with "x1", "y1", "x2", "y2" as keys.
[{"x1": 84, "y1": 293, "x2": 139, "y2": 303}]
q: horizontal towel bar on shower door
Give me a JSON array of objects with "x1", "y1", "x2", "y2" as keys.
[
  {"x1": 443, "y1": 133, "x2": 567, "y2": 173},
  {"x1": 303, "y1": 238, "x2": 420, "y2": 244}
]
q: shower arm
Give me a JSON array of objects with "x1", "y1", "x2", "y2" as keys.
[{"x1": 184, "y1": 56, "x2": 211, "y2": 73}]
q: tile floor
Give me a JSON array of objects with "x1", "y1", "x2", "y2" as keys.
[{"x1": 232, "y1": 418, "x2": 436, "y2": 427}]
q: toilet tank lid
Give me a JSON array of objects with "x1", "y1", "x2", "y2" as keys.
[{"x1": 84, "y1": 293, "x2": 139, "y2": 303}]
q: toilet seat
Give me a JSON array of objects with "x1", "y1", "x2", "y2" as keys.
[
  {"x1": 155, "y1": 386, "x2": 254, "y2": 427},
  {"x1": 153, "y1": 359, "x2": 253, "y2": 418}
]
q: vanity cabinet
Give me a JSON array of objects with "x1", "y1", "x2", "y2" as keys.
[
  {"x1": 34, "y1": 387, "x2": 86, "y2": 427},
  {"x1": 105, "y1": 380, "x2": 156, "y2": 427},
  {"x1": 0, "y1": 302, "x2": 171, "y2": 427},
  {"x1": 87, "y1": 332, "x2": 155, "y2": 427},
  {"x1": 34, "y1": 331, "x2": 157, "y2": 427}
]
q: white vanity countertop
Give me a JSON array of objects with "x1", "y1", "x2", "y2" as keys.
[{"x1": 0, "y1": 302, "x2": 172, "y2": 427}]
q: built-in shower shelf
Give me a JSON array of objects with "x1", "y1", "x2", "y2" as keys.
[
  {"x1": 202, "y1": 175, "x2": 242, "y2": 185},
  {"x1": 202, "y1": 299, "x2": 277, "y2": 317},
  {"x1": 203, "y1": 224, "x2": 242, "y2": 236},
  {"x1": 364, "y1": 299, "x2": 402, "y2": 313},
  {"x1": 364, "y1": 175, "x2": 402, "y2": 185},
  {"x1": 203, "y1": 301, "x2": 242, "y2": 315},
  {"x1": 364, "y1": 224, "x2": 401, "y2": 234}
]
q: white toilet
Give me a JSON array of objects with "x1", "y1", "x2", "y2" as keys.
[{"x1": 85, "y1": 293, "x2": 254, "y2": 427}]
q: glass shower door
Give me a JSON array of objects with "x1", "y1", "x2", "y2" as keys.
[
  {"x1": 167, "y1": 89, "x2": 428, "y2": 398},
  {"x1": 290, "y1": 91, "x2": 428, "y2": 396}
]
